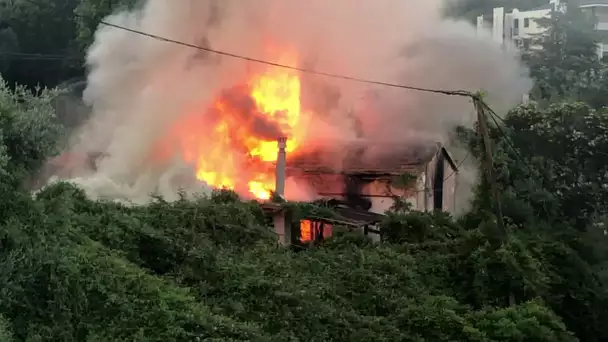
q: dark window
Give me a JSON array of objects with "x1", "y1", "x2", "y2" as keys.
[
  {"x1": 524, "y1": 18, "x2": 530, "y2": 28},
  {"x1": 513, "y1": 19, "x2": 520, "y2": 35},
  {"x1": 433, "y1": 153, "x2": 445, "y2": 211}
]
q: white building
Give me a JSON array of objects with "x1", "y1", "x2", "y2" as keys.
[{"x1": 477, "y1": 0, "x2": 608, "y2": 58}]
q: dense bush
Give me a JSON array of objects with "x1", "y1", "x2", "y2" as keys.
[{"x1": 0, "y1": 181, "x2": 582, "y2": 341}]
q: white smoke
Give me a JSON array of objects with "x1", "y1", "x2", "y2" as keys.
[{"x1": 47, "y1": 0, "x2": 531, "y2": 205}]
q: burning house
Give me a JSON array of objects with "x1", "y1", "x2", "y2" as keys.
[
  {"x1": 42, "y1": 48, "x2": 461, "y2": 246},
  {"x1": 286, "y1": 140, "x2": 459, "y2": 214},
  {"x1": 265, "y1": 138, "x2": 460, "y2": 246}
]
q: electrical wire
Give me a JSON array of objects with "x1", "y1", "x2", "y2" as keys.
[
  {"x1": 480, "y1": 102, "x2": 554, "y2": 220},
  {"x1": 413, "y1": 150, "x2": 470, "y2": 193},
  {"x1": 96, "y1": 20, "x2": 474, "y2": 97},
  {"x1": 18, "y1": 0, "x2": 475, "y2": 97},
  {"x1": 16, "y1": 0, "x2": 495, "y2": 210},
  {"x1": 444, "y1": 151, "x2": 470, "y2": 182},
  {"x1": 481, "y1": 102, "x2": 537, "y2": 176},
  {"x1": 0, "y1": 52, "x2": 79, "y2": 60}
]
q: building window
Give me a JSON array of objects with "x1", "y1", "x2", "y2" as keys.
[
  {"x1": 299, "y1": 219, "x2": 333, "y2": 243},
  {"x1": 524, "y1": 18, "x2": 530, "y2": 28},
  {"x1": 513, "y1": 18, "x2": 520, "y2": 36},
  {"x1": 523, "y1": 38, "x2": 530, "y2": 49}
]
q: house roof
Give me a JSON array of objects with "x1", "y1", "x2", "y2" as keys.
[
  {"x1": 329, "y1": 203, "x2": 386, "y2": 225},
  {"x1": 260, "y1": 202, "x2": 284, "y2": 214},
  {"x1": 287, "y1": 141, "x2": 457, "y2": 176},
  {"x1": 261, "y1": 201, "x2": 385, "y2": 226}
]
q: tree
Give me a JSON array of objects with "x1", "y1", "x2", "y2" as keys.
[
  {"x1": 525, "y1": 1, "x2": 603, "y2": 105},
  {"x1": 0, "y1": 20, "x2": 20, "y2": 75},
  {"x1": 2, "y1": 0, "x2": 83, "y2": 88},
  {"x1": 501, "y1": 102, "x2": 608, "y2": 230},
  {"x1": 0, "y1": 315, "x2": 13, "y2": 342},
  {"x1": 0, "y1": 76, "x2": 64, "y2": 183},
  {"x1": 74, "y1": 0, "x2": 141, "y2": 50},
  {"x1": 461, "y1": 100, "x2": 608, "y2": 339}
]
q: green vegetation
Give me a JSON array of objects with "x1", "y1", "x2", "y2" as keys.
[
  {"x1": 2, "y1": 1, "x2": 608, "y2": 341},
  {"x1": 523, "y1": 1, "x2": 608, "y2": 107},
  {"x1": 1, "y1": 77, "x2": 608, "y2": 340}
]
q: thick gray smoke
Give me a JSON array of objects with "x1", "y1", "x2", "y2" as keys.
[{"x1": 47, "y1": 0, "x2": 531, "y2": 205}]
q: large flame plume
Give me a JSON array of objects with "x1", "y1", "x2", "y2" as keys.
[{"x1": 156, "y1": 53, "x2": 310, "y2": 200}]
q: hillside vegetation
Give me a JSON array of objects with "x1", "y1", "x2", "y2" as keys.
[{"x1": 1, "y1": 79, "x2": 608, "y2": 341}]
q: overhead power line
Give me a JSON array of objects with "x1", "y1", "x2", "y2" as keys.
[
  {"x1": 412, "y1": 150, "x2": 470, "y2": 193},
  {"x1": 444, "y1": 151, "x2": 469, "y2": 182},
  {"x1": 481, "y1": 102, "x2": 536, "y2": 176},
  {"x1": 0, "y1": 52, "x2": 79, "y2": 60},
  {"x1": 17, "y1": 0, "x2": 475, "y2": 97},
  {"x1": 18, "y1": 0, "x2": 512, "y2": 231},
  {"x1": 96, "y1": 20, "x2": 474, "y2": 97}
]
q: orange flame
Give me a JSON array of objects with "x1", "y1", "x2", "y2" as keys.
[
  {"x1": 300, "y1": 219, "x2": 313, "y2": 242},
  {"x1": 158, "y1": 53, "x2": 310, "y2": 199},
  {"x1": 299, "y1": 219, "x2": 333, "y2": 242}
]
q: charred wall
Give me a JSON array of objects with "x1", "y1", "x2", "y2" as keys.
[{"x1": 344, "y1": 175, "x2": 372, "y2": 211}]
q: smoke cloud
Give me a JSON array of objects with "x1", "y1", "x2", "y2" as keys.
[{"x1": 46, "y1": 0, "x2": 531, "y2": 206}]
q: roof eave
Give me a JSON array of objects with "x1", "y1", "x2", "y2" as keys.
[{"x1": 440, "y1": 147, "x2": 459, "y2": 172}]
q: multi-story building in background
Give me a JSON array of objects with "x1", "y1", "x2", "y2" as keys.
[{"x1": 477, "y1": 0, "x2": 608, "y2": 59}]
